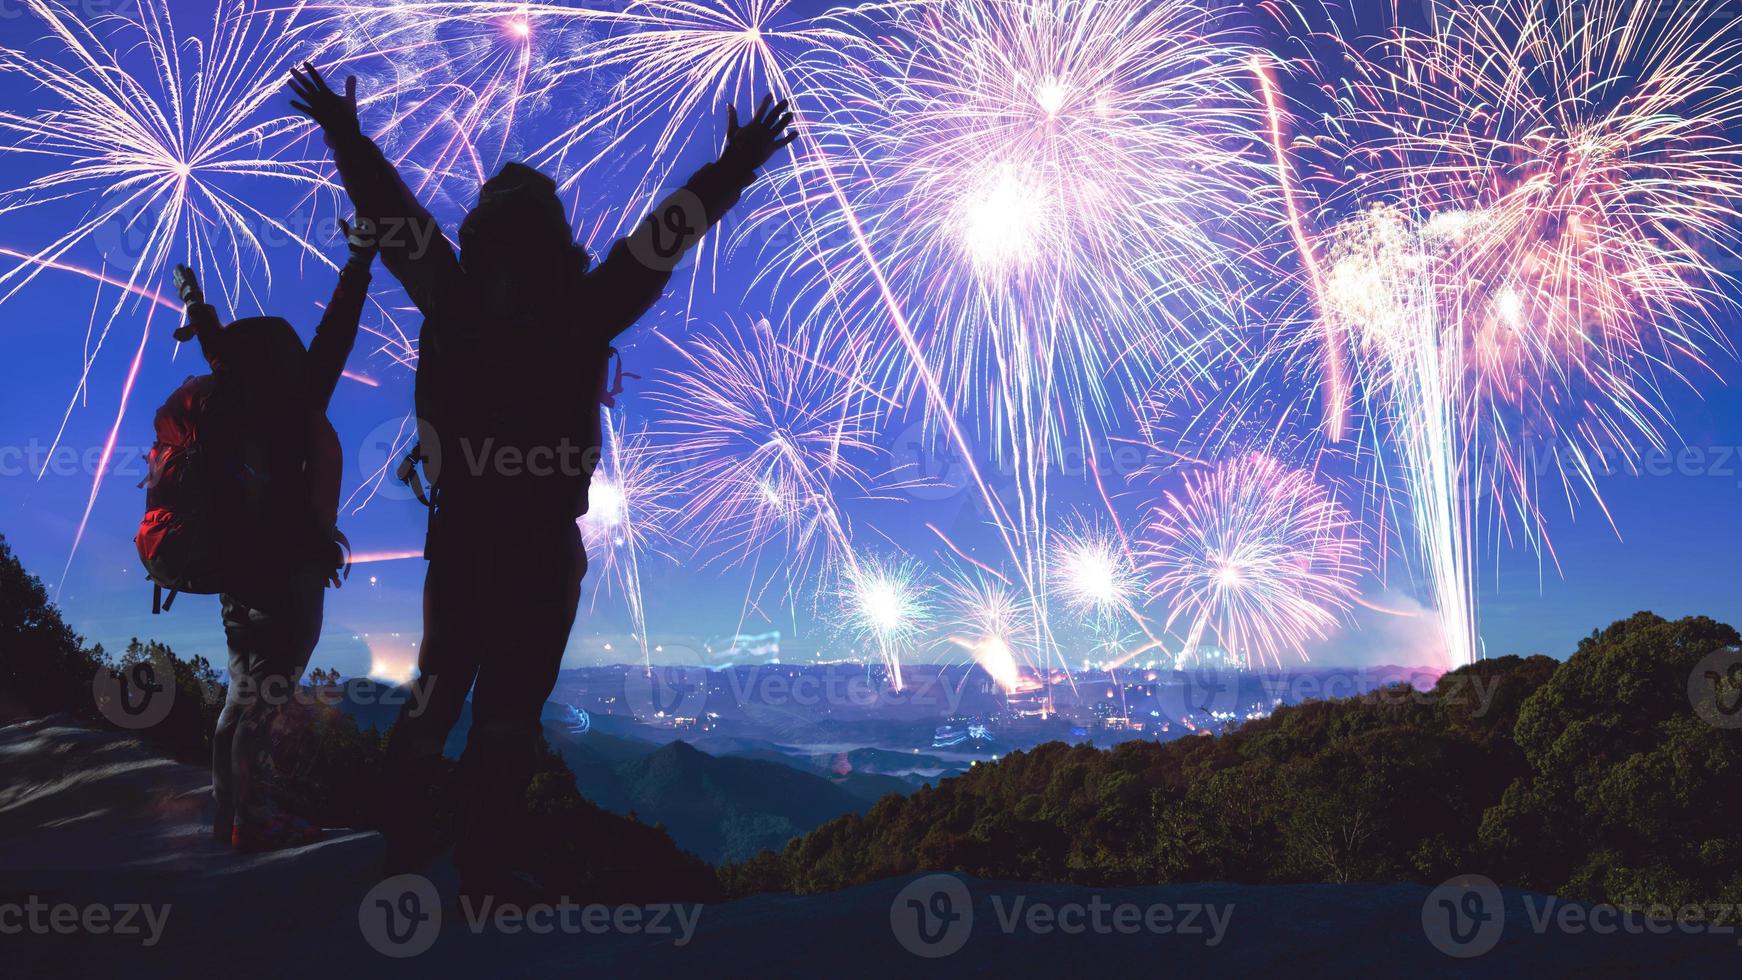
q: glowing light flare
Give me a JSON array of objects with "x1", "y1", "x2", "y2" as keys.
[
  {"x1": 835, "y1": 554, "x2": 932, "y2": 688},
  {"x1": 1051, "y1": 526, "x2": 1140, "y2": 622},
  {"x1": 956, "y1": 163, "x2": 1056, "y2": 278},
  {"x1": 761, "y1": 0, "x2": 1265, "y2": 445}
]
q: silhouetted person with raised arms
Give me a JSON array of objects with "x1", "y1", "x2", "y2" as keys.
[
  {"x1": 287, "y1": 62, "x2": 795, "y2": 896},
  {"x1": 145, "y1": 223, "x2": 374, "y2": 850}
]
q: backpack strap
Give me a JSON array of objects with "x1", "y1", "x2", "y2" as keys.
[
  {"x1": 397, "y1": 442, "x2": 433, "y2": 509},
  {"x1": 600, "y1": 347, "x2": 641, "y2": 409},
  {"x1": 334, "y1": 527, "x2": 352, "y2": 582},
  {"x1": 151, "y1": 583, "x2": 180, "y2": 615}
]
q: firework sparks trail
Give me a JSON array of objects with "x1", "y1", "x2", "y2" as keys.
[
  {"x1": 581, "y1": 409, "x2": 680, "y2": 668},
  {"x1": 755, "y1": 0, "x2": 1268, "y2": 673},
  {"x1": 943, "y1": 570, "x2": 1034, "y2": 694},
  {"x1": 1251, "y1": 55, "x2": 1345, "y2": 442},
  {"x1": 56, "y1": 303, "x2": 156, "y2": 599},
  {"x1": 836, "y1": 551, "x2": 931, "y2": 688},
  {"x1": 648, "y1": 316, "x2": 889, "y2": 593},
  {"x1": 1293, "y1": 0, "x2": 1742, "y2": 664},
  {"x1": 1138, "y1": 453, "x2": 1365, "y2": 669},
  {"x1": 1320, "y1": 207, "x2": 1478, "y2": 670},
  {"x1": 0, "y1": 0, "x2": 374, "y2": 579},
  {"x1": 350, "y1": 548, "x2": 425, "y2": 563},
  {"x1": 327, "y1": 2, "x2": 593, "y2": 196}
]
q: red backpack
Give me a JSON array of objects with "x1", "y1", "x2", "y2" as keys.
[
  {"x1": 138, "y1": 310, "x2": 352, "y2": 611},
  {"x1": 136, "y1": 374, "x2": 245, "y2": 613}
]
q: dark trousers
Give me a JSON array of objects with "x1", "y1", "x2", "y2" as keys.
[
  {"x1": 381, "y1": 507, "x2": 585, "y2": 881},
  {"x1": 214, "y1": 577, "x2": 325, "y2": 836}
]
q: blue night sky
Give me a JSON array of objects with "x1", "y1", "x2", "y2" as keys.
[{"x1": 0, "y1": 0, "x2": 1737, "y2": 680}]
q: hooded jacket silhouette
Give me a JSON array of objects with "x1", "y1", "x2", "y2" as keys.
[
  {"x1": 177, "y1": 304, "x2": 359, "y2": 585},
  {"x1": 331, "y1": 148, "x2": 756, "y2": 522},
  {"x1": 301, "y1": 69, "x2": 787, "y2": 887},
  {"x1": 171, "y1": 252, "x2": 370, "y2": 849}
]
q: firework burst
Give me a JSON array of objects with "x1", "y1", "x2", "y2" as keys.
[
  {"x1": 767, "y1": 0, "x2": 1263, "y2": 442},
  {"x1": 0, "y1": 0, "x2": 346, "y2": 307},
  {"x1": 647, "y1": 315, "x2": 894, "y2": 601},
  {"x1": 529, "y1": 0, "x2": 842, "y2": 232},
  {"x1": 1277, "y1": 0, "x2": 1742, "y2": 663},
  {"x1": 1339, "y1": 0, "x2": 1742, "y2": 461},
  {"x1": 1138, "y1": 453, "x2": 1364, "y2": 669},
  {"x1": 331, "y1": 1, "x2": 592, "y2": 199},
  {"x1": 1050, "y1": 523, "x2": 1141, "y2": 628},
  {"x1": 834, "y1": 552, "x2": 932, "y2": 686}
]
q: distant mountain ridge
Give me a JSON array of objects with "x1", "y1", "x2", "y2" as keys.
[{"x1": 339, "y1": 693, "x2": 907, "y2": 863}]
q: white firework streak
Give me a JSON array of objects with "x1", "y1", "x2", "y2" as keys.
[
  {"x1": 0, "y1": 0, "x2": 354, "y2": 587},
  {"x1": 647, "y1": 315, "x2": 903, "y2": 612},
  {"x1": 1138, "y1": 452, "x2": 1366, "y2": 669},
  {"x1": 582, "y1": 409, "x2": 681, "y2": 667}
]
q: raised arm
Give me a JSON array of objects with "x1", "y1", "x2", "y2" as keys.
[
  {"x1": 306, "y1": 217, "x2": 377, "y2": 410},
  {"x1": 288, "y1": 63, "x2": 460, "y2": 317},
  {"x1": 584, "y1": 94, "x2": 798, "y2": 342},
  {"x1": 171, "y1": 264, "x2": 224, "y2": 367}
]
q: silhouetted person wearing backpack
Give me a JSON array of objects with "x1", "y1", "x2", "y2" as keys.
[
  {"x1": 287, "y1": 62, "x2": 795, "y2": 895},
  {"x1": 146, "y1": 223, "x2": 375, "y2": 851}
]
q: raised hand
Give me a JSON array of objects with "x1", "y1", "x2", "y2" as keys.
[
  {"x1": 338, "y1": 216, "x2": 378, "y2": 267},
  {"x1": 172, "y1": 263, "x2": 203, "y2": 306},
  {"x1": 171, "y1": 264, "x2": 212, "y2": 343},
  {"x1": 287, "y1": 62, "x2": 361, "y2": 140},
  {"x1": 722, "y1": 94, "x2": 798, "y2": 172}
]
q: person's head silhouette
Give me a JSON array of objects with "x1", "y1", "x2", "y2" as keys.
[{"x1": 458, "y1": 162, "x2": 590, "y2": 317}]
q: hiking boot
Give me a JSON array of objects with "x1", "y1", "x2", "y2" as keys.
[{"x1": 212, "y1": 806, "x2": 234, "y2": 845}]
